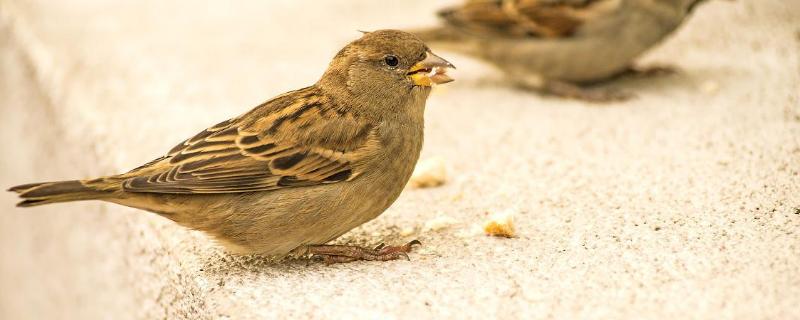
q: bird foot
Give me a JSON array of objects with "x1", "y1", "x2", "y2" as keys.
[
  {"x1": 543, "y1": 81, "x2": 633, "y2": 103},
  {"x1": 620, "y1": 65, "x2": 678, "y2": 78},
  {"x1": 304, "y1": 240, "x2": 422, "y2": 264}
]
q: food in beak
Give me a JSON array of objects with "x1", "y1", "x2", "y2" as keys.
[{"x1": 408, "y1": 52, "x2": 455, "y2": 86}]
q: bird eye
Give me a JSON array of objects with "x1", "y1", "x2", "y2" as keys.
[{"x1": 384, "y1": 55, "x2": 399, "y2": 67}]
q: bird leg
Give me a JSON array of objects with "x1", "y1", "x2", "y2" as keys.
[{"x1": 302, "y1": 240, "x2": 422, "y2": 264}]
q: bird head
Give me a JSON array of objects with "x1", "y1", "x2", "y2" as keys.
[{"x1": 318, "y1": 30, "x2": 455, "y2": 114}]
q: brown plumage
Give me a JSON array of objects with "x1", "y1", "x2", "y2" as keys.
[
  {"x1": 9, "y1": 30, "x2": 455, "y2": 262},
  {"x1": 436, "y1": 0, "x2": 616, "y2": 38},
  {"x1": 412, "y1": 0, "x2": 715, "y2": 101}
]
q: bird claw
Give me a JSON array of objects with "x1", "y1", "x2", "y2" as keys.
[
  {"x1": 304, "y1": 240, "x2": 422, "y2": 264},
  {"x1": 623, "y1": 65, "x2": 678, "y2": 78},
  {"x1": 377, "y1": 239, "x2": 422, "y2": 255}
]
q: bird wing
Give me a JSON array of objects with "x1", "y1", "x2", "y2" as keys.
[
  {"x1": 119, "y1": 87, "x2": 380, "y2": 194},
  {"x1": 438, "y1": 0, "x2": 621, "y2": 38}
]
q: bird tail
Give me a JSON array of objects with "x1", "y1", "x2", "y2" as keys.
[{"x1": 8, "y1": 180, "x2": 113, "y2": 207}]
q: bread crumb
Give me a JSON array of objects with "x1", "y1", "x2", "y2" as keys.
[
  {"x1": 483, "y1": 210, "x2": 516, "y2": 238},
  {"x1": 409, "y1": 157, "x2": 447, "y2": 188},
  {"x1": 423, "y1": 215, "x2": 458, "y2": 232}
]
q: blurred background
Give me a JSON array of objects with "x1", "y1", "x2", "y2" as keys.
[{"x1": 1, "y1": 0, "x2": 798, "y2": 319}]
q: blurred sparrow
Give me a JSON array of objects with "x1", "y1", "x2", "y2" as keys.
[
  {"x1": 9, "y1": 30, "x2": 455, "y2": 264},
  {"x1": 412, "y1": 0, "x2": 714, "y2": 101}
]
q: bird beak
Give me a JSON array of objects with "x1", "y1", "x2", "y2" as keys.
[{"x1": 408, "y1": 51, "x2": 455, "y2": 86}]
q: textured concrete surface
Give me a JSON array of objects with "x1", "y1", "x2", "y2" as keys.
[{"x1": 1, "y1": 0, "x2": 799, "y2": 319}]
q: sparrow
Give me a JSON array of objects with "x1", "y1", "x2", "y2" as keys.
[
  {"x1": 8, "y1": 30, "x2": 455, "y2": 264},
  {"x1": 411, "y1": 0, "x2": 714, "y2": 101}
]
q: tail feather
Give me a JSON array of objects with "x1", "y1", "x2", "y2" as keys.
[
  {"x1": 8, "y1": 182, "x2": 48, "y2": 194},
  {"x1": 8, "y1": 180, "x2": 112, "y2": 207}
]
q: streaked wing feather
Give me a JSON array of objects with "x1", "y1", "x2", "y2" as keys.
[
  {"x1": 439, "y1": 0, "x2": 616, "y2": 38},
  {"x1": 121, "y1": 87, "x2": 376, "y2": 194}
]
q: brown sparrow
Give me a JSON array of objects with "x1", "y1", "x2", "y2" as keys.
[
  {"x1": 9, "y1": 30, "x2": 455, "y2": 264},
  {"x1": 412, "y1": 0, "x2": 715, "y2": 101}
]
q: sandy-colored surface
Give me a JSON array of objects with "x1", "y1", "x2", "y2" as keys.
[{"x1": 1, "y1": 0, "x2": 799, "y2": 319}]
